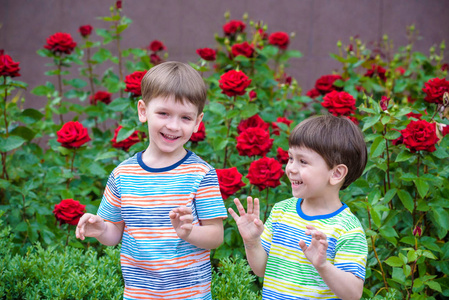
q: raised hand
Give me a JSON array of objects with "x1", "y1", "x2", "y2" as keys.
[
  {"x1": 75, "y1": 213, "x2": 106, "y2": 240},
  {"x1": 298, "y1": 225, "x2": 329, "y2": 269},
  {"x1": 169, "y1": 206, "x2": 194, "y2": 240},
  {"x1": 228, "y1": 196, "x2": 264, "y2": 245}
]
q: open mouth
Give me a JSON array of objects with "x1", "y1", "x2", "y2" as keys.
[
  {"x1": 161, "y1": 133, "x2": 180, "y2": 141},
  {"x1": 291, "y1": 180, "x2": 303, "y2": 185}
]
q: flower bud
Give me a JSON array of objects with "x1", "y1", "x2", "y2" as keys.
[
  {"x1": 224, "y1": 11, "x2": 230, "y2": 20},
  {"x1": 243, "y1": 13, "x2": 248, "y2": 21},
  {"x1": 413, "y1": 225, "x2": 422, "y2": 237},
  {"x1": 337, "y1": 40, "x2": 342, "y2": 48}
]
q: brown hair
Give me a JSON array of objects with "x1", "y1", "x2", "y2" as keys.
[
  {"x1": 289, "y1": 114, "x2": 367, "y2": 190},
  {"x1": 140, "y1": 61, "x2": 207, "y2": 114}
]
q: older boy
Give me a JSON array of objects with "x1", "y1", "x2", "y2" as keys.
[
  {"x1": 76, "y1": 61, "x2": 227, "y2": 299},
  {"x1": 230, "y1": 115, "x2": 368, "y2": 299}
]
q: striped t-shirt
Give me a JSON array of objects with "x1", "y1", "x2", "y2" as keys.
[
  {"x1": 97, "y1": 150, "x2": 227, "y2": 300},
  {"x1": 260, "y1": 197, "x2": 367, "y2": 299}
]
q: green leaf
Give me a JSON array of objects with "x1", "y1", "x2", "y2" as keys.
[
  {"x1": 425, "y1": 281, "x2": 442, "y2": 293},
  {"x1": 92, "y1": 48, "x2": 112, "y2": 63},
  {"x1": 362, "y1": 115, "x2": 381, "y2": 132},
  {"x1": 10, "y1": 126, "x2": 36, "y2": 141},
  {"x1": 413, "y1": 178, "x2": 429, "y2": 198},
  {"x1": 391, "y1": 267, "x2": 406, "y2": 284},
  {"x1": 397, "y1": 190, "x2": 414, "y2": 212},
  {"x1": 31, "y1": 85, "x2": 51, "y2": 96},
  {"x1": 21, "y1": 108, "x2": 44, "y2": 123},
  {"x1": 0, "y1": 135, "x2": 26, "y2": 152},
  {"x1": 383, "y1": 188, "x2": 397, "y2": 203},
  {"x1": 432, "y1": 146, "x2": 448, "y2": 159},
  {"x1": 63, "y1": 78, "x2": 87, "y2": 89},
  {"x1": 208, "y1": 102, "x2": 227, "y2": 116},
  {"x1": 385, "y1": 130, "x2": 401, "y2": 140},
  {"x1": 116, "y1": 127, "x2": 135, "y2": 142},
  {"x1": 407, "y1": 249, "x2": 417, "y2": 262},
  {"x1": 370, "y1": 136, "x2": 386, "y2": 158},
  {"x1": 430, "y1": 207, "x2": 449, "y2": 231},
  {"x1": 108, "y1": 98, "x2": 131, "y2": 112},
  {"x1": 395, "y1": 150, "x2": 414, "y2": 162}
]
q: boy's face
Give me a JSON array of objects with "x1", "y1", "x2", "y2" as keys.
[
  {"x1": 138, "y1": 95, "x2": 203, "y2": 160},
  {"x1": 285, "y1": 146, "x2": 334, "y2": 201}
]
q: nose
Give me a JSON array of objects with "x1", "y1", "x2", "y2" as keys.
[
  {"x1": 286, "y1": 161, "x2": 298, "y2": 174},
  {"x1": 166, "y1": 117, "x2": 181, "y2": 131}
]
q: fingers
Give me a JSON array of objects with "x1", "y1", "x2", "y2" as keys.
[
  {"x1": 253, "y1": 198, "x2": 260, "y2": 219},
  {"x1": 246, "y1": 196, "x2": 253, "y2": 214},
  {"x1": 228, "y1": 207, "x2": 239, "y2": 222},
  {"x1": 298, "y1": 240, "x2": 307, "y2": 252},
  {"x1": 171, "y1": 206, "x2": 193, "y2": 215},
  {"x1": 233, "y1": 198, "x2": 246, "y2": 216}
]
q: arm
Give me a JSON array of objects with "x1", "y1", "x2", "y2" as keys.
[
  {"x1": 76, "y1": 213, "x2": 125, "y2": 246},
  {"x1": 299, "y1": 225, "x2": 363, "y2": 300},
  {"x1": 169, "y1": 206, "x2": 224, "y2": 249},
  {"x1": 228, "y1": 197, "x2": 268, "y2": 277}
]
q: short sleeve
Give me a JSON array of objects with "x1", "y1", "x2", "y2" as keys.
[
  {"x1": 334, "y1": 226, "x2": 368, "y2": 280},
  {"x1": 260, "y1": 208, "x2": 274, "y2": 255},
  {"x1": 194, "y1": 169, "x2": 227, "y2": 220},
  {"x1": 97, "y1": 172, "x2": 123, "y2": 223}
]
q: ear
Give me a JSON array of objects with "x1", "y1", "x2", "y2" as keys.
[
  {"x1": 330, "y1": 164, "x2": 348, "y2": 187},
  {"x1": 193, "y1": 112, "x2": 204, "y2": 133},
  {"x1": 137, "y1": 99, "x2": 147, "y2": 123}
]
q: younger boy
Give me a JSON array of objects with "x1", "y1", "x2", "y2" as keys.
[
  {"x1": 229, "y1": 115, "x2": 368, "y2": 299},
  {"x1": 76, "y1": 61, "x2": 227, "y2": 300}
]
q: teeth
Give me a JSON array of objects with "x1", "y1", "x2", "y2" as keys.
[
  {"x1": 292, "y1": 180, "x2": 302, "y2": 184},
  {"x1": 162, "y1": 133, "x2": 179, "y2": 140}
]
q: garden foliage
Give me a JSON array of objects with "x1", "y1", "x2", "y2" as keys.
[{"x1": 1, "y1": 2, "x2": 448, "y2": 298}]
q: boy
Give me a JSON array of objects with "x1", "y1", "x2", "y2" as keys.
[
  {"x1": 76, "y1": 61, "x2": 227, "y2": 300},
  {"x1": 229, "y1": 115, "x2": 368, "y2": 299}
]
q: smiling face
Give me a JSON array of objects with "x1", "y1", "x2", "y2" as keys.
[
  {"x1": 285, "y1": 146, "x2": 335, "y2": 201},
  {"x1": 138, "y1": 95, "x2": 203, "y2": 164}
]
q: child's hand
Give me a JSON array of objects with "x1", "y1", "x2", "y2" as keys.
[
  {"x1": 169, "y1": 206, "x2": 194, "y2": 241},
  {"x1": 228, "y1": 197, "x2": 264, "y2": 246},
  {"x1": 299, "y1": 225, "x2": 328, "y2": 270},
  {"x1": 75, "y1": 213, "x2": 106, "y2": 240}
]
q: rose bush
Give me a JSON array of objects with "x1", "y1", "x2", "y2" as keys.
[{"x1": 1, "y1": 6, "x2": 448, "y2": 298}]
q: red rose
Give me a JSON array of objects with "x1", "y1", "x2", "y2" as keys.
[
  {"x1": 44, "y1": 32, "x2": 77, "y2": 55},
  {"x1": 0, "y1": 50, "x2": 20, "y2": 77},
  {"x1": 223, "y1": 20, "x2": 246, "y2": 36},
  {"x1": 196, "y1": 48, "x2": 216, "y2": 61},
  {"x1": 219, "y1": 70, "x2": 252, "y2": 97},
  {"x1": 216, "y1": 167, "x2": 246, "y2": 199},
  {"x1": 406, "y1": 112, "x2": 423, "y2": 120},
  {"x1": 306, "y1": 88, "x2": 321, "y2": 99},
  {"x1": 236, "y1": 127, "x2": 273, "y2": 157},
  {"x1": 57, "y1": 121, "x2": 91, "y2": 148},
  {"x1": 111, "y1": 125, "x2": 142, "y2": 151},
  {"x1": 401, "y1": 120, "x2": 439, "y2": 153},
  {"x1": 364, "y1": 65, "x2": 387, "y2": 82},
  {"x1": 116, "y1": 1, "x2": 122, "y2": 9},
  {"x1": 380, "y1": 96, "x2": 390, "y2": 111},
  {"x1": 150, "y1": 53, "x2": 162, "y2": 65},
  {"x1": 441, "y1": 124, "x2": 449, "y2": 137},
  {"x1": 268, "y1": 32, "x2": 290, "y2": 50},
  {"x1": 422, "y1": 77, "x2": 449, "y2": 105},
  {"x1": 90, "y1": 90, "x2": 112, "y2": 105},
  {"x1": 53, "y1": 199, "x2": 86, "y2": 226},
  {"x1": 315, "y1": 74, "x2": 342, "y2": 95},
  {"x1": 124, "y1": 70, "x2": 147, "y2": 97},
  {"x1": 276, "y1": 147, "x2": 289, "y2": 164},
  {"x1": 271, "y1": 117, "x2": 293, "y2": 136},
  {"x1": 79, "y1": 25, "x2": 93, "y2": 38},
  {"x1": 148, "y1": 40, "x2": 166, "y2": 52},
  {"x1": 237, "y1": 114, "x2": 270, "y2": 134},
  {"x1": 413, "y1": 225, "x2": 422, "y2": 237},
  {"x1": 246, "y1": 157, "x2": 284, "y2": 191},
  {"x1": 321, "y1": 90, "x2": 356, "y2": 116},
  {"x1": 249, "y1": 90, "x2": 257, "y2": 101},
  {"x1": 231, "y1": 42, "x2": 255, "y2": 58},
  {"x1": 190, "y1": 121, "x2": 206, "y2": 142}
]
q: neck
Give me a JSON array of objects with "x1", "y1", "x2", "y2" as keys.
[
  {"x1": 301, "y1": 194, "x2": 342, "y2": 216},
  {"x1": 142, "y1": 146, "x2": 187, "y2": 169}
]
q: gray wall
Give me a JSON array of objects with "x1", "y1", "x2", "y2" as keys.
[{"x1": 1, "y1": 0, "x2": 449, "y2": 109}]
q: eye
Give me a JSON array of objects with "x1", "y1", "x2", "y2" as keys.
[
  {"x1": 182, "y1": 116, "x2": 193, "y2": 121},
  {"x1": 300, "y1": 159, "x2": 307, "y2": 164}
]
